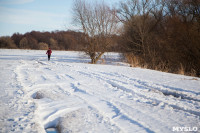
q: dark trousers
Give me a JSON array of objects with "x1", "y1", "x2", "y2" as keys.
[{"x1": 48, "y1": 55, "x2": 51, "y2": 61}]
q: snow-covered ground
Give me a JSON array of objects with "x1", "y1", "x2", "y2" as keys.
[{"x1": 0, "y1": 49, "x2": 199, "y2": 133}]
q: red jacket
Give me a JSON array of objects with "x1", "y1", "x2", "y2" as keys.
[{"x1": 46, "y1": 49, "x2": 52, "y2": 55}]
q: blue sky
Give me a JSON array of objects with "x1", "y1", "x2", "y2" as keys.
[{"x1": 0, "y1": 0, "x2": 121, "y2": 36}]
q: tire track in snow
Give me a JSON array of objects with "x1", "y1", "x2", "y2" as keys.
[
  {"x1": 65, "y1": 73, "x2": 155, "y2": 133},
  {"x1": 73, "y1": 69, "x2": 200, "y2": 117},
  {"x1": 64, "y1": 69, "x2": 169, "y2": 132},
  {"x1": 104, "y1": 100, "x2": 155, "y2": 133},
  {"x1": 66, "y1": 68, "x2": 200, "y2": 132},
  {"x1": 107, "y1": 79, "x2": 200, "y2": 117},
  {"x1": 63, "y1": 82, "x2": 122, "y2": 132},
  {"x1": 113, "y1": 73, "x2": 200, "y2": 101},
  {"x1": 66, "y1": 70, "x2": 170, "y2": 132},
  {"x1": 103, "y1": 73, "x2": 200, "y2": 117}
]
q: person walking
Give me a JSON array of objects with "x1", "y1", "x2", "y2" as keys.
[{"x1": 46, "y1": 48, "x2": 52, "y2": 61}]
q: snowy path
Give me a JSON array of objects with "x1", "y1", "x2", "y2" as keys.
[{"x1": 0, "y1": 49, "x2": 200, "y2": 133}]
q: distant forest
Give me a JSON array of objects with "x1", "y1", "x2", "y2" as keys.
[
  {"x1": 0, "y1": 30, "x2": 120, "y2": 51},
  {"x1": 1, "y1": 0, "x2": 200, "y2": 77}
]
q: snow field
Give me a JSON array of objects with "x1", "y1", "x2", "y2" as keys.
[{"x1": 0, "y1": 49, "x2": 199, "y2": 133}]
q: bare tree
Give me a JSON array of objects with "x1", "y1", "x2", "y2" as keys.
[
  {"x1": 19, "y1": 37, "x2": 29, "y2": 49},
  {"x1": 118, "y1": 0, "x2": 166, "y2": 66},
  {"x1": 72, "y1": 0, "x2": 118, "y2": 64},
  {"x1": 49, "y1": 38, "x2": 59, "y2": 50},
  {"x1": 39, "y1": 42, "x2": 48, "y2": 50},
  {"x1": 118, "y1": 0, "x2": 200, "y2": 76},
  {"x1": 0, "y1": 36, "x2": 17, "y2": 49}
]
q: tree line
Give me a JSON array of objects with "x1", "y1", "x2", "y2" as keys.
[
  {"x1": 117, "y1": 0, "x2": 200, "y2": 77},
  {"x1": 0, "y1": 30, "x2": 120, "y2": 51},
  {"x1": 0, "y1": 30, "x2": 87, "y2": 50},
  {"x1": 0, "y1": 0, "x2": 200, "y2": 77}
]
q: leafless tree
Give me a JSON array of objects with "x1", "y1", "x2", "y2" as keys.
[
  {"x1": 118, "y1": 0, "x2": 167, "y2": 66},
  {"x1": 118, "y1": 0, "x2": 200, "y2": 76},
  {"x1": 19, "y1": 37, "x2": 29, "y2": 49},
  {"x1": 72, "y1": 0, "x2": 118, "y2": 64},
  {"x1": 0, "y1": 36, "x2": 17, "y2": 49},
  {"x1": 119, "y1": 0, "x2": 158, "y2": 55}
]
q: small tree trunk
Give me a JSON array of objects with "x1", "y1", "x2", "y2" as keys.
[
  {"x1": 91, "y1": 58, "x2": 95, "y2": 64},
  {"x1": 90, "y1": 52, "x2": 96, "y2": 64},
  {"x1": 90, "y1": 52, "x2": 104, "y2": 64}
]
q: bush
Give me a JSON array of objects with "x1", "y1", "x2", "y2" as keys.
[
  {"x1": 38, "y1": 42, "x2": 48, "y2": 50},
  {"x1": 0, "y1": 36, "x2": 17, "y2": 49}
]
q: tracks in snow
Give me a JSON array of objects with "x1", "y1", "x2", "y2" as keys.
[
  {"x1": 16, "y1": 60, "x2": 200, "y2": 133},
  {"x1": 3, "y1": 60, "x2": 39, "y2": 132},
  {"x1": 72, "y1": 67, "x2": 200, "y2": 116}
]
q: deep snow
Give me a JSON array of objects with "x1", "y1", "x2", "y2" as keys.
[{"x1": 0, "y1": 49, "x2": 199, "y2": 133}]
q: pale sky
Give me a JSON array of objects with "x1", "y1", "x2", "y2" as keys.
[{"x1": 0, "y1": 0, "x2": 121, "y2": 36}]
